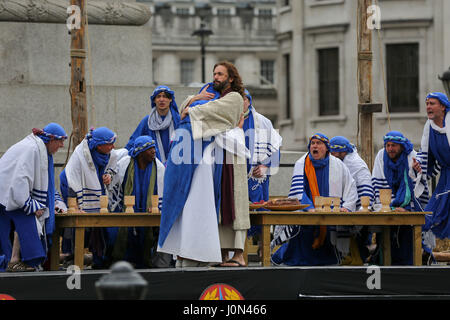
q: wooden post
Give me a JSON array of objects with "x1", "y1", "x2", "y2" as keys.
[
  {"x1": 69, "y1": 0, "x2": 88, "y2": 149},
  {"x1": 357, "y1": 0, "x2": 379, "y2": 171}
]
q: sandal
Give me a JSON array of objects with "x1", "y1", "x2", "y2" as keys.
[{"x1": 6, "y1": 261, "x2": 36, "y2": 272}]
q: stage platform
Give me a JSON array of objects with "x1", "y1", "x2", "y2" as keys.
[{"x1": 2, "y1": 265, "x2": 450, "y2": 300}]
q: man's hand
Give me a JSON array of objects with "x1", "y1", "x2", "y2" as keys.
[
  {"x1": 237, "y1": 112, "x2": 245, "y2": 129},
  {"x1": 188, "y1": 84, "x2": 216, "y2": 107},
  {"x1": 181, "y1": 107, "x2": 189, "y2": 120},
  {"x1": 340, "y1": 207, "x2": 349, "y2": 212},
  {"x1": 252, "y1": 165, "x2": 268, "y2": 178},
  {"x1": 194, "y1": 84, "x2": 215, "y2": 102},
  {"x1": 394, "y1": 207, "x2": 407, "y2": 212},
  {"x1": 35, "y1": 209, "x2": 45, "y2": 218},
  {"x1": 412, "y1": 158, "x2": 422, "y2": 173},
  {"x1": 102, "y1": 174, "x2": 112, "y2": 186}
]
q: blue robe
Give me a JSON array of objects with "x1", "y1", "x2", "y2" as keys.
[
  {"x1": 424, "y1": 125, "x2": 450, "y2": 238},
  {"x1": 272, "y1": 155, "x2": 339, "y2": 266}
]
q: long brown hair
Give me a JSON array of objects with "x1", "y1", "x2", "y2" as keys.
[{"x1": 213, "y1": 61, "x2": 245, "y2": 98}]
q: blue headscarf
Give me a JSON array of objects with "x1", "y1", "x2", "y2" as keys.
[
  {"x1": 86, "y1": 127, "x2": 116, "y2": 150},
  {"x1": 129, "y1": 136, "x2": 156, "y2": 158},
  {"x1": 426, "y1": 92, "x2": 450, "y2": 113},
  {"x1": 86, "y1": 127, "x2": 117, "y2": 194},
  {"x1": 307, "y1": 133, "x2": 330, "y2": 169},
  {"x1": 150, "y1": 85, "x2": 181, "y2": 128},
  {"x1": 244, "y1": 89, "x2": 253, "y2": 110},
  {"x1": 307, "y1": 133, "x2": 330, "y2": 151},
  {"x1": 330, "y1": 136, "x2": 354, "y2": 154},
  {"x1": 33, "y1": 123, "x2": 67, "y2": 144},
  {"x1": 383, "y1": 131, "x2": 413, "y2": 155},
  {"x1": 382, "y1": 131, "x2": 418, "y2": 210}
]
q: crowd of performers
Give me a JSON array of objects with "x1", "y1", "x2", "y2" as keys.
[{"x1": 0, "y1": 61, "x2": 449, "y2": 272}]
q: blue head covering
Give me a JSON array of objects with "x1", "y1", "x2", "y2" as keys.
[
  {"x1": 129, "y1": 136, "x2": 156, "y2": 158},
  {"x1": 86, "y1": 127, "x2": 116, "y2": 150},
  {"x1": 330, "y1": 136, "x2": 354, "y2": 154},
  {"x1": 426, "y1": 92, "x2": 450, "y2": 112},
  {"x1": 382, "y1": 131, "x2": 420, "y2": 210},
  {"x1": 308, "y1": 133, "x2": 330, "y2": 151},
  {"x1": 33, "y1": 123, "x2": 67, "y2": 143},
  {"x1": 150, "y1": 85, "x2": 181, "y2": 127},
  {"x1": 244, "y1": 89, "x2": 253, "y2": 110},
  {"x1": 383, "y1": 131, "x2": 413, "y2": 155}
]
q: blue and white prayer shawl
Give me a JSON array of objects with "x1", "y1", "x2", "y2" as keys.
[
  {"x1": 125, "y1": 85, "x2": 181, "y2": 163},
  {"x1": 63, "y1": 136, "x2": 122, "y2": 213},
  {"x1": 0, "y1": 124, "x2": 67, "y2": 268},
  {"x1": 158, "y1": 84, "x2": 223, "y2": 248},
  {"x1": 330, "y1": 136, "x2": 374, "y2": 209},
  {"x1": 418, "y1": 95, "x2": 450, "y2": 239},
  {"x1": 271, "y1": 152, "x2": 358, "y2": 257},
  {"x1": 372, "y1": 132, "x2": 429, "y2": 212},
  {"x1": 244, "y1": 89, "x2": 282, "y2": 237},
  {"x1": 108, "y1": 137, "x2": 165, "y2": 213},
  {"x1": 372, "y1": 132, "x2": 433, "y2": 259},
  {"x1": 244, "y1": 89, "x2": 282, "y2": 188}
]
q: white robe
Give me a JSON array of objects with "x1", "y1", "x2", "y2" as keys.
[
  {"x1": 0, "y1": 134, "x2": 64, "y2": 236},
  {"x1": 343, "y1": 148, "x2": 374, "y2": 210}
]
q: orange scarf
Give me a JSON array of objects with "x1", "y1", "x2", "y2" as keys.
[{"x1": 304, "y1": 155, "x2": 327, "y2": 249}]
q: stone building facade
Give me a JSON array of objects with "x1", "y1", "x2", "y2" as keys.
[
  {"x1": 276, "y1": 0, "x2": 450, "y2": 154},
  {"x1": 140, "y1": 0, "x2": 279, "y2": 123}
]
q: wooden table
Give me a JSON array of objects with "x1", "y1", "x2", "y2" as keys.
[
  {"x1": 51, "y1": 210, "x2": 429, "y2": 270},
  {"x1": 250, "y1": 211, "x2": 429, "y2": 267},
  {"x1": 50, "y1": 212, "x2": 161, "y2": 271}
]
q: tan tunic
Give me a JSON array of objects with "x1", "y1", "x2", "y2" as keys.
[{"x1": 180, "y1": 92, "x2": 250, "y2": 233}]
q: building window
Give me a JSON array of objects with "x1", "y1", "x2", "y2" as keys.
[
  {"x1": 386, "y1": 43, "x2": 419, "y2": 113},
  {"x1": 260, "y1": 60, "x2": 275, "y2": 85},
  {"x1": 258, "y1": 9, "x2": 273, "y2": 30},
  {"x1": 180, "y1": 59, "x2": 194, "y2": 85},
  {"x1": 284, "y1": 54, "x2": 291, "y2": 119},
  {"x1": 318, "y1": 48, "x2": 339, "y2": 116},
  {"x1": 217, "y1": 8, "x2": 232, "y2": 29}
]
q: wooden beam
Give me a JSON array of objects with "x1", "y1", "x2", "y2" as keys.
[
  {"x1": 70, "y1": 0, "x2": 88, "y2": 150},
  {"x1": 357, "y1": 0, "x2": 375, "y2": 171}
]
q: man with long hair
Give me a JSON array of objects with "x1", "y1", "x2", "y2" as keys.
[{"x1": 158, "y1": 61, "x2": 250, "y2": 267}]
